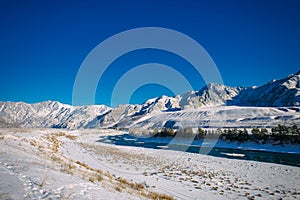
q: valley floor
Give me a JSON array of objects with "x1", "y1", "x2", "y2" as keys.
[{"x1": 0, "y1": 128, "x2": 299, "y2": 200}]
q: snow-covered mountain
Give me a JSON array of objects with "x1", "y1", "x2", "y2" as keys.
[
  {"x1": 129, "y1": 106, "x2": 300, "y2": 129},
  {"x1": 230, "y1": 71, "x2": 300, "y2": 106},
  {"x1": 0, "y1": 101, "x2": 110, "y2": 129},
  {"x1": 128, "y1": 71, "x2": 300, "y2": 111},
  {"x1": 0, "y1": 71, "x2": 299, "y2": 129}
]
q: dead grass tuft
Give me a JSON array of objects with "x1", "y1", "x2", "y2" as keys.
[
  {"x1": 39, "y1": 175, "x2": 48, "y2": 187},
  {"x1": 114, "y1": 176, "x2": 174, "y2": 200},
  {"x1": 97, "y1": 174, "x2": 103, "y2": 182},
  {"x1": 61, "y1": 163, "x2": 76, "y2": 175},
  {"x1": 89, "y1": 176, "x2": 96, "y2": 183},
  {"x1": 134, "y1": 183, "x2": 145, "y2": 190},
  {"x1": 56, "y1": 132, "x2": 77, "y2": 140},
  {"x1": 147, "y1": 191, "x2": 175, "y2": 200},
  {"x1": 115, "y1": 185, "x2": 122, "y2": 192}
]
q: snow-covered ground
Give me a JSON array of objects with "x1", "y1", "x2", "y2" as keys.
[{"x1": 0, "y1": 128, "x2": 299, "y2": 199}]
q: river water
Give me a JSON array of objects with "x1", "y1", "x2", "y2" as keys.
[{"x1": 97, "y1": 134, "x2": 300, "y2": 167}]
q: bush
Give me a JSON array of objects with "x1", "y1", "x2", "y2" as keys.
[
  {"x1": 271, "y1": 124, "x2": 288, "y2": 144},
  {"x1": 150, "y1": 124, "x2": 300, "y2": 144},
  {"x1": 251, "y1": 128, "x2": 268, "y2": 142},
  {"x1": 289, "y1": 124, "x2": 300, "y2": 143},
  {"x1": 223, "y1": 128, "x2": 239, "y2": 142},
  {"x1": 159, "y1": 128, "x2": 175, "y2": 137},
  {"x1": 196, "y1": 128, "x2": 207, "y2": 139},
  {"x1": 237, "y1": 128, "x2": 249, "y2": 143}
]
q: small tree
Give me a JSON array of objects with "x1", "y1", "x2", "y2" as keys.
[
  {"x1": 251, "y1": 128, "x2": 267, "y2": 142},
  {"x1": 272, "y1": 124, "x2": 288, "y2": 145},
  {"x1": 260, "y1": 128, "x2": 268, "y2": 136},
  {"x1": 237, "y1": 128, "x2": 249, "y2": 143},
  {"x1": 224, "y1": 128, "x2": 237, "y2": 142},
  {"x1": 216, "y1": 128, "x2": 223, "y2": 135},
  {"x1": 159, "y1": 127, "x2": 175, "y2": 137},
  {"x1": 197, "y1": 128, "x2": 206, "y2": 139},
  {"x1": 289, "y1": 124, "x2": 300, "y2": 144}
]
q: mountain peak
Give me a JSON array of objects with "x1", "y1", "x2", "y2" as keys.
[
  {"x1": 0, "y1": 71, "x2": 299, "y2": 129},
  {"x1": 294, "y1": 70, "x2": 300, "y2": 76}
]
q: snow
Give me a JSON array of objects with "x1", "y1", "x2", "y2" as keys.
[
  {"x1": 2, "y1": 101, "x2": 299, "y2": 130},
  {"x1": 0, "y1": 128, "x2": 299, "y2": 200},
  {"x1": 220, "y1": 153, "x2": 245, "y2": 158},
  {"x1": 1, "y1": 71, "x2": 300, "y2": 130},
  {"x1": 131, "y1": 106, "x2": 300, "y2": 129}
]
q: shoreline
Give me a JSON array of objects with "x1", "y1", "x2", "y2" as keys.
[
  {"x1": 0, "y1": 128, "x2": 299, "y2": 199},
  {"x1": 114, "y1": 134, "x2": 300, "y2": 155}
]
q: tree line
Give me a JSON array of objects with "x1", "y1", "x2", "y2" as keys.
[{"x1": 153, "y1": 124, "x2": 300, "y2": 144}]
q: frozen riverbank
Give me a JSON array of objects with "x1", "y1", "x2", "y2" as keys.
[
  {"x1": 97, "y1": 133, "x2": 300, "y2": 166},
  {"x1": 0, "y1": 128, "x2": 299, "y2": 199}
]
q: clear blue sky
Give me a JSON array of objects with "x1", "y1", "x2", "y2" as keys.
[{"x1": 0, "y1": 0, "x2": 299, "y2": 106}]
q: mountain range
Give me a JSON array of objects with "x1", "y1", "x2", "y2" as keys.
[{"x1": 1, "y1": 71, "x2": 299, "y2": 129}]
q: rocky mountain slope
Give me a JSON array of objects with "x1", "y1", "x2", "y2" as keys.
[
  {"x1": 0, "y1": 71, "x2": 299, "y2": 129},
  {"x1": 0, "y1": 101, "x2": 110, "y2": 129},
  {"x1": 229, "y1": 72, "x2": 300, "y2": 107}
]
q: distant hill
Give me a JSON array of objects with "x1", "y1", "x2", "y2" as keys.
[{"x1": 0, "y1": 71, "x2": 299, "y2": 129}]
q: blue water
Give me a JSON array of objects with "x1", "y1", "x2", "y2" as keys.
[{"x1": 97, "y1": 134, "x2": 300, "y2": 167}]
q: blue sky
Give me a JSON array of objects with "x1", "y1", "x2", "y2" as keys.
[{"x1": 0, "y1": 0, "x2": 299, "y2": 106}]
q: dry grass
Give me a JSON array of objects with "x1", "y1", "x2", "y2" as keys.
[
  {"x1": 147, "y1": 191, "x2": 175, "y2": 200},
  {"x1": 61, "y1": 163, "x2": 76, "y2": 175},
  {"x1": 9, "y1": 131, "x2": 175, "y2": 200},
  {"x1": 56, "y1": 131, "x2": 77, "y2": 140},
  {"x1": 39, "y1": 175, "x2": 48, "y2": 187},
  {"x1": 89, "y1": 176, "x2": 97, "y2": 183},
  {"x1": 114, "y1": 176, "x2": 174, "y2": 200},
  {"x1": 194, "y1": 186, "x2": 201, "y2": 190},
  {"x1": 191, "y1": 180, "x2": 199, "y2": 183},
  {"x1": 82, "y1": 143, "x2": 166, "y2": 170},
  {"x1": 77, "y1": 143, "x2": 175, "y2": 199},
  {"x1": 75, "y1": 161, "x2": 90, "y2": 169},
  {"x1": 105, "y1": 171, "x2": 113, "y2": 180},
  {"x1": 134, "y1": 183, "x2": 145, "y2": 191},
  {"x1": 50, "y1": 154, "x2": 63, "y2": 163},
  {"x1": 97, "y1": 174, "x2": 103, "y2": 182},
  {"x1": 212, "y1": 186, "x2": 218, "y2": 191},
  {"x1": 11, "y1": 128, "x2": 29, "y2": 133},
  {"x1": 72, "y1": 161, "x2": 106, "y2": 183},
  {"x1": 87, "y1": 172, "x2": 104, "y2": 183},
  {"x1": 115, "y1": 185, "x2": 122, "y2": 192},
  {"x1": 45, "y1": 134, "x2": 60, "y2": 153}
]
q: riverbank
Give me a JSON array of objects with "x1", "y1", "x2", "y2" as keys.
[{"x1": 0, "y1": 128, "x2": 299, "y2": 199}]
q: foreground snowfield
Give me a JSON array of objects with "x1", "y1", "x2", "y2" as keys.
[{"x1": 0, "y1": 129, "x2": 299, "y2": 200}]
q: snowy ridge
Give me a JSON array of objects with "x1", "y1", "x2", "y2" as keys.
[
  {"x1": 230, "y1": 71, "x2": 300, "y2": 106},
  {"x1": 0, "y1": 71, "x2": 299, "y2": 129},
  {"x1": 129, "y1": 106, "x2": 300, "y2": 129},
  {"x1": 0, "y1": 101, "x2": 111, "y2": 129}
]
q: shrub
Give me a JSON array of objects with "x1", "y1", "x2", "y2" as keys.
[
  {"x1": 251, "y1": 128, "x2": 268, "y2": 142},
  {"x1": 223, "y1": 128, "x2": 239, "y2": 142},
  {"x1": 271, "y1": 124, "x2": 288, "y2": 144},
  {"x1": 159, "y1": 128, "x2": 175, "y2": 137},
  {"x1": 196, "y1": 128, "x2": 207, "y2": 139},
  {"x1": 237, "y1": 129, "x2": 249, "y2": 143},
  {"x1": 115, "y1": 185, "x2": 122, "y2": 192},
  {"x1": 289, "y1": 124, "x2": 300, "y2": 143}
]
